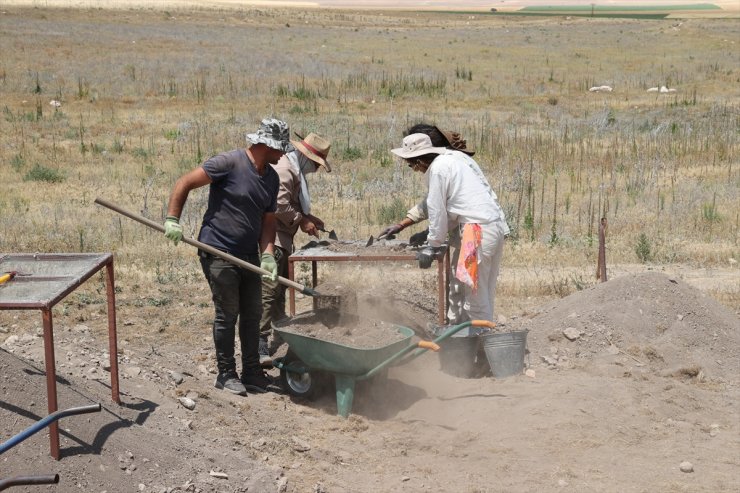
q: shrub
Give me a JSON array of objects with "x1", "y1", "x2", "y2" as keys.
[
  {"x1": 23, "y1": 164, "x2": 65, "y2": 183},
  {"x1": 635, "y1": 233, "x2": 652, "y2": 263},
  {"x1": 376, "y1": 197, "x2": 408, "y2": 225}
]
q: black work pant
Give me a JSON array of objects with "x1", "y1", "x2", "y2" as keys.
[{"x1": 200, "y1": 251, "x2": 262, "y2": 375}]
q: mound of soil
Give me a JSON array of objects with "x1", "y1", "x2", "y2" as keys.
[{"x1": 512, "y1": 271, "x2": 740, "y2": 381}]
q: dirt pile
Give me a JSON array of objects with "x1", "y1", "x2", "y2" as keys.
[{"x1": 513, "y1": 271, "x2": 740, "y2": 381}]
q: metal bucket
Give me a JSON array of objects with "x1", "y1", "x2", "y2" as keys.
[
  {"x1": 482, "y1": 330, "x2": 528, "y2": 378},
  {"x1": 438, "y1": 335, "x2": 482, "y2": 378}
]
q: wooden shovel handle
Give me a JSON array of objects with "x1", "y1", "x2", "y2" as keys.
[{"x1": 94, "y1": 198, "x2": 317, "y2": 296}]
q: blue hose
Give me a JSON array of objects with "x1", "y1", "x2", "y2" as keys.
[{"x1": 0, "y1": 404, "x2": 101, "y2": 455}]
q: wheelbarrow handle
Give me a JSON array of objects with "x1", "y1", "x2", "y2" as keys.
[
  {"x1": 361, "y1": 320, "x2": 496, "y2": 380},
  {"x1": 0, "y1": 474, "x2": 59, "y2": 491},
  {"x1": 94, "y1": 198, "x2": 320, "y2": 297}
]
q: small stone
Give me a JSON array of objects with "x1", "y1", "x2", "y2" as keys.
[
  {"x1": 169, "y1": 372, "x2": 185, "y2": 385},
  {"x1": 178, "y1": 397, "x2": 196, "y2": 410},
  {"x1": 679, "y1": 461, "x2": 694, "y2": 473},
  {"x1": 677, "y1": 314, "x2": 684, "y2": 321},
  {"x1": 277, "y1": 476, "x2": 288, "y2": 493},
  {"x1": 251, "y1": 438, "x2": 267, "y2": 450},
  {"x1": 541, "y1": 355, "x2": 558, "y2": 366},
  {"x1": 709, "y1": 424, "x2": 720, "y2": 437},
  {"x1": 138, "y1": 484, "x2": 145, "y2": 491},
  {"x1": 558, "y1": 479, "x2": 568, "y2": 486},
  {"x1": 525, "y1": 369, "x2": 536, "y2": 378},
  {"x1": 209, "y1": 470, "x2": 228, "y2": 479},
  {"x1": 401, "y1": 476, "x2": 411, "y2": 482},
  {"x1": 291, "y1": 436, "x2": 311, "y2": 452},
  {"x1": 563, "y1": 327, "x2": 581, "y2": 341}
]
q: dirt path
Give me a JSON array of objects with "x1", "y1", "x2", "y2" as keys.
[{"x1": 1, "y1": 270, "x2": 738, "y2": 492}]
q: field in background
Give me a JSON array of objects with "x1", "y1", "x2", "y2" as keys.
[{"x1": 0, "y1": 5, "x2": 737, "y2": 318}]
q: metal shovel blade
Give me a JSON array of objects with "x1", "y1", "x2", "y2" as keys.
[{"x1": 319, "y1": 227, "x2": 338, "y2": 241}]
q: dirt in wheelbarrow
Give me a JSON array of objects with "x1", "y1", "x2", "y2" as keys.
[{"x1": 277, "y1": 310, "x2": 407, "y2": 349}]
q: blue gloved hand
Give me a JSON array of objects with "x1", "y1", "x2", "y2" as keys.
[
  {"x1": 164, "y1": 216, "x2": 183, "y2": 245},
  {"x1": 417, "y1": 245, "x2": 447, "y2": 269},
  {"x1": 260, "y1": 253, "x2": 278, "y2": 281},
  {"x1": 379, "y1": 223, "x2": 404, "y2": 239}
]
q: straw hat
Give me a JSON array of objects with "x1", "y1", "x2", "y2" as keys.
[{"x1": 291, "y1": 133, "x2": 332, "y2": 172}]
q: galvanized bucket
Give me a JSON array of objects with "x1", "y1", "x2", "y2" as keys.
[
  {"x1": 481, "y1": 330, "x2": 528, "y2": 378},
  {"x1": 438, "y1": 334, "x2": 483, "y2": 378}
]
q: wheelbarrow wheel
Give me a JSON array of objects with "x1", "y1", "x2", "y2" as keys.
[{"x1": 279, "y1": 352, "x2": 329, "y2": 400}]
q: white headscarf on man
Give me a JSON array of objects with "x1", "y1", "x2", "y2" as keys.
[{"x1": 286, "y1": 151, "x2": 318, "y2": 214}]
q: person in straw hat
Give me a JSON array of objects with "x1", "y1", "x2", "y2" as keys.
[
  {"x1": 258, "y1": 132, "x2": 332, "y2": 364},
  {"x1": 164, "y1": 118, "x2": 293, "y2": 396},
  {"x1": 387, "y1": 126, "x2": 509, "y2": 336}
]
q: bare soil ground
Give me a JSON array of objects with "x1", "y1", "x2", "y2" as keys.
[{"x1": 1, "y1": 268, "x2": 738, "y2": 493}]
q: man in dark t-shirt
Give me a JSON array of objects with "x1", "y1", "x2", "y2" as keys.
[{"x1": 164, "y1": 118, "x2": 293, "y2": 396}]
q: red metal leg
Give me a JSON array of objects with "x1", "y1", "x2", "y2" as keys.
[
  {"x1": 105, "y1": 260, "x2": 121, "y2": 403},
  {"x1": 42, "y1": 308, "x2": 59, "y2": 460}
]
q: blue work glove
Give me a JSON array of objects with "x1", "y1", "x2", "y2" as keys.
[
  {"x1": 260, "y1": 253, "x2": 279, "y2": 281},
  {"x1": 164, "y1": 216, "x2": 183, "y2": 245},
  {"x1": 417, "y1": 245, "x2": 447, "y2": 269},
  {"x1": 379, "y1": 223, "x2": 404, "y2": 239}
]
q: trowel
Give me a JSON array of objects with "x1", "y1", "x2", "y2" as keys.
[{"x1": 318, "y1": 227, "x2": 338, "y2": 241}]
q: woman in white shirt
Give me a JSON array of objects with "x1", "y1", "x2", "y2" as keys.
[{"x1": 391, "y1": 131, "x2": 508, "y2": 334}]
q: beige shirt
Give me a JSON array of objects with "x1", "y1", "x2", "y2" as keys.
[{"x1": 272, "y1": 153, "x2": 304, "y2": 252}]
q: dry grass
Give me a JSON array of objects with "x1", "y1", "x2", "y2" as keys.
[{"x1": 1, "y1": 6, "x2": 738, "y2": 315}]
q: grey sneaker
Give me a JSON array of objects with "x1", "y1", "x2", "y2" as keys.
[
  {"x1": 214, "y1": 371, "x2": 247, "y2": 396},
  {"x1": 241, "y1": 369, "x2": 273, "y2": 393}
]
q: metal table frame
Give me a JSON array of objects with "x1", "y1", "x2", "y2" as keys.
[
  {"x1": 0, "y1": 253, "x2": 120, "y2": 460},
  {"x1": 288, "y1": 248, "x2": 449, "y2": 325}
]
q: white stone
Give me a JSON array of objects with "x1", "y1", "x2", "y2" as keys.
[
  {"x1": 178, "y1": 397, "x2": 196, "y2": 410},
  {"x1": 679, "y1": 461, "x2": 694, "y2": 473},
  {"x1": 563, "y1": 327, "x2": 581, "y2": 341}
]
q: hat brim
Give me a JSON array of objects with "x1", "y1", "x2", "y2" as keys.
[
  {"x1": 247, "y1": 133, "x2": 294, "y2": 153},
  {"x1": 291, "y1": 139, "x2": 331, "y2": 172},
  {"x1": 391, "y1": 146, "x2": 447, "y2": 159}
]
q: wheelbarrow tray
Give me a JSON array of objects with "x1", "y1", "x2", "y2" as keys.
[{"x1": 274, "y1": 324, "x2": 415, "y2": 376}]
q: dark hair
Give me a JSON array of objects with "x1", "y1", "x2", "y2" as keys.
[{"x1": 406, "y1": 123, "x2": 450, "y2": 148}]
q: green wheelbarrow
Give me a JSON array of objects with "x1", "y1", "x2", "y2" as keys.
[{"x1": 273, "y1": 319, "x2": 495, "y2": 417}]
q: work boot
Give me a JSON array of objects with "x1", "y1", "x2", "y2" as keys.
[
  {"x1": 241, "y1": 368, "x2": 273, "y2": 394},
  {"x1": 258, "y1": 337, "x2": 272, "y2": 366},
  {"x1": 214, "y1": 371, "x2": 247, "y2": 396},
  {"x1": 268, "y1": 331, "x2": 285, "y2": 356}
]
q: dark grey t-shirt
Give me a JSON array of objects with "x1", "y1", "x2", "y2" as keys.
[{"x1": 197, "y1": 149, "x2": 279, "y2": 258}]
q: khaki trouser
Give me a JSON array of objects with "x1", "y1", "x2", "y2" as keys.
[
  {"x1": 259, "y1": 246, "x2": 289, "y2": 341},
  {"x1": 447, "y1": 220, "x2": 506, "y2": 336}
]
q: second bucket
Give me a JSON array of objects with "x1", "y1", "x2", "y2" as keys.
[{"x1": 481, "y1": 330, "x2": 528, "y2": 378}]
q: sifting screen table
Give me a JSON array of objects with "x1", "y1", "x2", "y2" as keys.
[
  {"x1": 0, "y1": 253, "x2": 120, "y2": 459},
  {"x1": 288, "y1": 240, "x2": 449, "y2": 325}
]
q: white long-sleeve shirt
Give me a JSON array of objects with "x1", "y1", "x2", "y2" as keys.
[{"x1": 420, "y1": 150, "x2": 507, "y2": 247}]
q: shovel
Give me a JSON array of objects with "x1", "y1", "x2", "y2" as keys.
[
  {"x1": 318, "y1": 227, "x2": 338, "y2": 241},
  {"x1": 94, "y1": 198, "x2": 321, "y2": 297}
]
